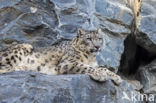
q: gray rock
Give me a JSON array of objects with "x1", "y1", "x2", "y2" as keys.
[
  {"x1": 136, "y1": 0, "x2": 156, "y2": 54},
  {"x1": 0, "y1": 0, "x2": 58, "y2": 48},
  {"x1": 94, "y1": 0, "x2": 133, "y2": 72},
  {"x1": 1, "y1": 0, "x2": 155, "y2": 102},
  {"x1": 0, "y1": 0, "x2": 135, "y2": 71},
  {"x1": 137, "y1": 60, "x2": 156, "y2": 94},
  {"x1": 0, "y1": 71, "x2": 143, "y2": 103}
]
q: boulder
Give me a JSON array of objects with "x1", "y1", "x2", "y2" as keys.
[
  {"x1": 1, "y1": 0, "x2": 155, "y2": 102},
  {"x1": 137, "y1": 60, "x2": 156, "y2": 94},
  {"x1": 0, "y1": 0, "x2": 135, "y2": 71},
  {"x1": 94, "y1": 0, "x2": 133, "y2": 72},
  {"x1": 0, "y1": 71, "x2": 142, "y2": 103},
  {"x1": 136, "y1": 0, "x2": 156, "y2": 54}
]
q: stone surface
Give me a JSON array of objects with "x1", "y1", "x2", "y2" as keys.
[
  {"x1": 0, "y1": 0, "x2": 134, "y2": 71},
  {"x1": 94, "y1": 0, "x2": 133, "y2": 72},
  {"x1": 0, "y1": 0, "x2": 58, "y2": 48},
  {"x1": 0, "y1": 71, "x2": 143, "y2": 103},
  {"x1": 0, "y1": 0, "x2": 155, "y2": 103},
  {"x1": 137, "y1": 60, "x2": 156, "y2": 94},
  {"x1": 136, "y1": 0, "x2": 156, "y2": 54}
]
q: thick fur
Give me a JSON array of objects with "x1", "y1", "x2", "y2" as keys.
[{"x1": 0, "y1": 28, "x2": 122, "y2": 85}]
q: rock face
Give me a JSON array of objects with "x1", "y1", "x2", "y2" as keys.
[
  {"x1": 94, "y1": 0, "x2": 132, "y2": 72},
  {"x1": 136, "y1": 0, "x2": 156, "y2": 54},
  {"x1": 119, "y1": 0, "x2": 156, "y2": 75},
  {"x1": 0, "y1": 0, "x2": 134, "y2": 71},
  {"x1": 0, "y1": 0, "x2": 58, "y2": 48},
  {"x1": 0, "y1": 71, "x2": 142, "y2": 103},
  {"x1": 137, "y1": 60, "x2": 156, "y2": 94},
  {"x1": 0, "y1": 0, "x2": 156, "y2": 103}
]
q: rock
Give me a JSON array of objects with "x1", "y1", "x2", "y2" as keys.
[
  {"x1": 118, "y1": 35, "x2": 138, "y2": 74},
  {"x1": 0, "y1": 71, "x2": 142, "y2": 103},
  {"x1": 119, "y1": 0, "x2": 156, "y2": 75},
  {"x1": 0, "y1": 0, "x2": 58, "y2": 48},
  {"x1": 119, "y1": 35, "x2": 156, "y2": 75},
  {"x1": 95, "y1": 0, "x2": 133, "y2": 72},
  {"x1": 137, "y1": 60, "x2": 156, "y2": 94},
  {"x1": 0, "y1": 0, "x2": 135, "y2": 71},
  {"x1": 1, "y1": 0, "x2": 156, "y2": 102},
  {"x1": 136, "y1": 0, "x2": 156, "y2": 54}
]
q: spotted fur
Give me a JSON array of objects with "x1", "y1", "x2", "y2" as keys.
[{"x1": 0, "y1": 28, "x2": 122, "y2": 85}]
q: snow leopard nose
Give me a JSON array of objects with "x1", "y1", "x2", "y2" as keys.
[{"x1": 95, "y1": 46, "x2": 100, "y2": 50}]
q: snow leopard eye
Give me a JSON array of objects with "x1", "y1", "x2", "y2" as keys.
[{"x1": 86, "y1": 38, "x2": 91, "y2": 40}]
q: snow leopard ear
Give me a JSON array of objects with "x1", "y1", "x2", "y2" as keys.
[
  {"x1": 77, "y1": 28, "x2": 85, "y2": 37},
  {"x1": 97, "y1": 28, "x2": 102, "y2": 34}
]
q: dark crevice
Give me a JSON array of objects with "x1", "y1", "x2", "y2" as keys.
[
  {"x1": 119, "y1": 34, "x2": 137, "y2": 75},
  {"x1": 119, "y1": 34, "x2": 156, "y2": 76}
]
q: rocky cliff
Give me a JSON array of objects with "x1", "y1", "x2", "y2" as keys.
[{"x1": 0, "y1": 0, "x2": 155, "y2": 103}]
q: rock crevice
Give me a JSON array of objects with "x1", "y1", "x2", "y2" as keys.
[{"x1": 0, "y1": 0, "x2": 155, "y2": 103}]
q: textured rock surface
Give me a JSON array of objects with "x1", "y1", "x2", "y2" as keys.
[
  {"x1": 137, "y1": 60, "x2": 156, "y2": 94},
  {"x1": 0, "y1": 0, "x2": 156, "y2": 103},
  {"x1": 0, "y1": 0, "x2": 58, "y2": 48},
  {"x1": 0, "y1": 71, "x2": 143, "y2": 103},
  {"x1": 0, "y1": 0, "x2": 134, "y2": 71},
  {"x1": 95, "y1": 0, "x2": 132, "y2": 71},
  {"x1": 136, "y1": 0, "x2": 156, "y2": 54}
]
